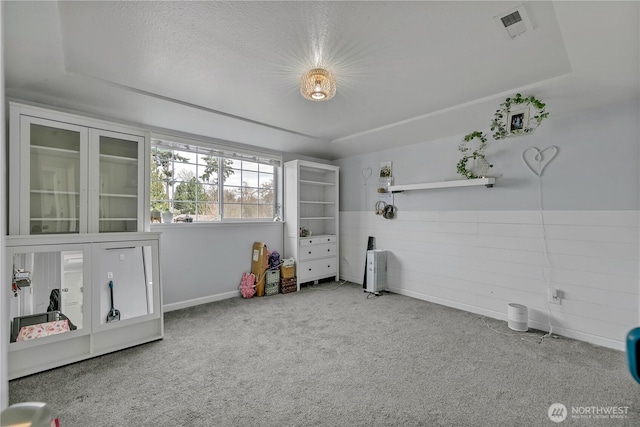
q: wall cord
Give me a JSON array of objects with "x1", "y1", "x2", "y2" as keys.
[
  {"x1": 305, "y1": 280, "x2": 350, "y2": 291},
  {"x1": 480, "y1": 316, "x2": 554, "y2": 345},
  {"x1": 537, "y1": 174, "x2": 554, "y2": 342}
]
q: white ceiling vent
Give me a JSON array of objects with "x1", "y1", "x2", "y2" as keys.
[{"x1": 494, "y1": 5, "x2": 533, "y2": 39}]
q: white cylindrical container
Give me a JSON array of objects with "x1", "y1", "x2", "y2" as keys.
[
  {"x1": 508, "y1": 303, "x2": 528, "y2": 332},
  {"x1": 161, "y1": 212, "x2": 173, "y2": 223}
]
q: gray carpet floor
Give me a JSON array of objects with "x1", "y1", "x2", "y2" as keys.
[{"x1": 9, "y1": 281, "x2": 640, "y2": 426}]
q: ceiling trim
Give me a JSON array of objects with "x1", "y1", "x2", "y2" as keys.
[
  {"x1": 65, "y1": 71, "x2": 323, "y2": 141},
  {"x1": 330, "y1": 72, "x2": 574, "y2": 145}
]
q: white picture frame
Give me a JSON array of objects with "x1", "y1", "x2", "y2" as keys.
[{"x1": 507, "y1": 107, "x2": 530, "y2": 134}]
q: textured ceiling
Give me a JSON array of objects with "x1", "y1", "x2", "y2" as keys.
[{"x1": 4, "y1": 1, "x2": 639, "y2": 159}]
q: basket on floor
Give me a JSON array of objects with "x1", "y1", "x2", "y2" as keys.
[
  {"x1": 280, "y1": 276, "x2": 297, "y2": 294},
  {"x1": 265, "y1": 269, "x2": 280, "y2": 296},
  {"x1": 280, "y1": 264, "x2": 295, "y2": 279}
]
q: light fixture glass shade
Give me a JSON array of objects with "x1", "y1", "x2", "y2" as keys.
[{"x1": 300, "y1": 68, "x2": 336, "y2": 101}]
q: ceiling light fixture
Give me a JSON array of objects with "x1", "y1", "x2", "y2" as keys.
[{"x1": 300, "y1": 68, "x2": 336, "y2": 101}]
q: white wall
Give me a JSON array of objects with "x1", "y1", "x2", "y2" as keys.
[
  {"x1": 338, "y1": 99, "x2": 639, "y2": 212},
  {"x1": 335, "y1": 100, "x2": 640, "y2": 350},
  {"x1": 1, "y1": 1, "x2": 8, "y2": 409},
  {"x1": 282, "y1": 152, "x2": 332, "y2": 165},
  {"x1": 153, "y1": 222, "x2": 284, "y2": 311},
  {"x1": 153, "y1": 153, "x2": 332, "y2": 311}
]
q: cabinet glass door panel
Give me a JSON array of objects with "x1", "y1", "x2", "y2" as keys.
[
  {"x1": 9, "y1": 249, "x2": 85, "y2": 343},
  {"x1": 24, "y1": 120, "x2": 87, "y2": 234},
  {"x1": 95, "y1": 131, "x2": 143, "y2": 232}
]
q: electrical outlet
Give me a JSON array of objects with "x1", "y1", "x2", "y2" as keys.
[
  {"x1": 107, "y1": 272, "x2": 113, "y2": 279},
  {"x1": 549, "y1": 287, "x2": 561, "y2": 305}
]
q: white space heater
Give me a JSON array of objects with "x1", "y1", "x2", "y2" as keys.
[{"x1": 366, "y1": 249, "x2": 387, "y2": 293}]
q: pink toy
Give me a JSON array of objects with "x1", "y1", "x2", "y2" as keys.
[{"x1": 239, "y1": 272, "x2": 256, "y2": 298}]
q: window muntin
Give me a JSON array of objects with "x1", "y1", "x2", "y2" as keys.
[
  {"x1": 222, "y1": 161, "x2": 275, "y2": 220},
  {"x1": 150, "y1": 140, "x2": 278, "y2": 222}
]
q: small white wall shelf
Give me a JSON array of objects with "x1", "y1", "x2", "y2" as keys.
[{"x1": 388, "y1": 177, "x2": 495, "y2": 193}]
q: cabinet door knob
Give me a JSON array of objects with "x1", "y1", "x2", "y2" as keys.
[
  {"x1": 308, "y1": 251, "x2": 312, "y2": 254},
  {"x1": 308, "y1": 268, "x2": 312, "y2": 271}
]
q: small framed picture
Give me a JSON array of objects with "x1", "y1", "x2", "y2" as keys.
[
  {"x1": 507, "y1": 107, "x2": 530, "y2": 133},
  {"x1": 379, "y1": 161, "x2": 392, "y2": 178}
]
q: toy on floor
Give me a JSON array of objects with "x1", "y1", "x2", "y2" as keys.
[
  {"x1": 239, "y1": 272, "x2": 256, "y2": 299},
  {"x1": 268, "y1": 250, "x2": 281, "y2": 269}
]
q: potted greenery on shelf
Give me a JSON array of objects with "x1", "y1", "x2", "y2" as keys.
[{"x1": 457, "y1": 131, "x2": 493, "y2": 179}]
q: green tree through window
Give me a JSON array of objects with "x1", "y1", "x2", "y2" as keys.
[
  {"x1": 200, "y1": 156, "x2": 234, "y2": 184},
  {"x1": 150, "y1": 141, "x2": 277, "y2": 222},
  {"x1": 173, "y1": 174, "x2": 209, "y2": 215}
]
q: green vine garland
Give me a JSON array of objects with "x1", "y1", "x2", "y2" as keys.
[
  {"x1": 457, "y1": 131, "x2": 493, "y2": 179},
  {"x1": 490, "y1": 93, "x2": 549, "y2": 140}
]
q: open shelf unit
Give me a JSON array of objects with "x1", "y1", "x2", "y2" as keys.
[{"x1": 284, "y1": 160, "x2": 339, "y2": 287}]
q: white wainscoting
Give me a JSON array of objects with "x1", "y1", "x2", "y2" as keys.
[{"x1": 339, "y1": 210, "x2": 639, "y2": 350}]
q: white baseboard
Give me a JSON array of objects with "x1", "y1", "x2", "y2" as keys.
[
  {"x1": 163, "y1": 290, "x2": 240, "y2": 312},
  {"x1": 163, "y1": 286, "x2": 626, "y2": 351},
  {"x1": 389, "y1": 287, "x2": 625, "y2": 351},
  {"x1": 340, "y1": 274, "x2": 363, "y2": 285},
  {"x1": 526, "y1": 322, "x2": 626, "y2": 352}
]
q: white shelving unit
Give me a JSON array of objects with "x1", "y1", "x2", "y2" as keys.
[
  {"x1": 388, "y1": 177, "x2": 495, "y2": 193},
  {"x1": 9, "y1": 102, "x2": 149, "y2": 235},
  {"x1": 284, "y1": 160, "x2": 339, "y2": 288}
]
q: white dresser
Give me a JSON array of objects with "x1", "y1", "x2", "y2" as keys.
[
  {"x1": 283, "y1": 160, "x2": 339, "y2": 289},
  {"x1": 297, "y1": 235, "x2": 338, "y2": 283}
]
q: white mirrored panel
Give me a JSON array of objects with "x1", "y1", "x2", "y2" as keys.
[{"x1": 10, "y1": 250, "x2": 84, "y2": 342}]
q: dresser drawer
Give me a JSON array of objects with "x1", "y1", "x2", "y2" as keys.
[
  {"x1": 299, "y1": 243, "x2": 337, "y2": 261},
  {"x1": 300, "y1": 237, "x2": 319, "y2": 246},
  {"x1": 299, "y1": 235, "x2": 337, "y2": 246},
  {"x1": 298, "y1": 258, "x2": 337, "y2": 282}
]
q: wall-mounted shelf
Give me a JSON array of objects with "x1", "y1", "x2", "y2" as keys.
[{"x1": 388, "y1": 177, "x2": 495, "y2": 193}]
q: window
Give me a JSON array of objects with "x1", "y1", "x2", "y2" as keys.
[{"x1": 150, "y1": 137, "x2": 280, "y2": 222}]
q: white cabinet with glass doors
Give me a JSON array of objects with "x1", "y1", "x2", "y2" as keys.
[{"x1": 9, "y1": 102, "x2": 148, "y2": 235}]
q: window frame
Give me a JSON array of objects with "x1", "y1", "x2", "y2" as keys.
[{"x1": 150, "y1": 134, "x2": 281, "y2": 224}]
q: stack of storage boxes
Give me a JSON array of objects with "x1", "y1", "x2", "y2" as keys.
[{"x1": 280, "y1": 261, "x2": 297, "y2": 293}]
